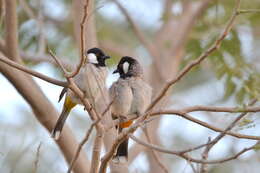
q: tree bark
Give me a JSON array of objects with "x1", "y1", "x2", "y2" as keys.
[{"x1": 4, "y1": 0, "x2": 21, "y2": 62}]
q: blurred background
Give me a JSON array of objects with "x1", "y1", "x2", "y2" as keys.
[{"x1": 0, "y1": 0, "x2": 260, "y2": 172}]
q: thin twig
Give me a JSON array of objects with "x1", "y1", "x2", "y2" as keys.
[
  {"x1": 68, "y1": 0, "x2": 90, "y2": 78},
  {"x1": 199, "y1": 99, "x2": 257, "y2": 172},
  {"x1": 0, "y1": 53, "x2": 68, "y2": 87},
  {"x1": 238, "y1": 9, "x2": 260, "y2": 14},
  {"x1": 130, "y1": 135, "x2": 257, "y2": 164},
  {"x1": 33, "y1": 142, "x2": 42, "y2": 173},
  {"x1": 150, "y1": 110, "x2": 260, "y2": 140},
  {"x1": 21, "y1": 51, "x2": 73, "y2": 70},
  {"x1": 200, "y1": 137, "x2": 211, "y2": 173},
  {"x1": 170, "y1": 101, "x2": 257, "y2": 155},
  {"x1": 101, "y1": 100, "x2": 114, "y2": 117},
  {"x1": 181, "y1": 105, "x2": 260, "y2": 114},
  {"x1": 48, "y1": 48, "x2": 69, "y2": 76},
  {"x1": 0, "y1": 38, "x2": 72, "y2": 69}
]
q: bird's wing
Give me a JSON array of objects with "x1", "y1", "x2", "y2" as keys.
[
  {"x1": 75, "y1": 64, "x2": 107, "y2": 105},
  {"x1": 129, "y1": 78, "x2": 152, "y2": 115}
]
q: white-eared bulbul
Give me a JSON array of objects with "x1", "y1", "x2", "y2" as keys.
[
  {"x1": 109, "y1": 56, "x2": 152, "y2": 163},
  {"x1": 51, "y1": 47, "x2": 110, "y2": 140}
]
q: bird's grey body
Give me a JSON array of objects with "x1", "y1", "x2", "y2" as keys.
[{"x1": 110, "y1": 77, "x2": 152, "y2": 119}]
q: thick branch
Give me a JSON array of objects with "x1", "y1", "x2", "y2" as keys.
[{"x1": 5, "y1": 0, "x2": 21, "y2": 62}]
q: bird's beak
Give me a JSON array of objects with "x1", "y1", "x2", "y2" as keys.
[
  {"x1": 113, "y1": 69, "x2": 119, "y2": 74},
  {"x1": 104, "y1": 55, "x2": 110, "y2": 60}
]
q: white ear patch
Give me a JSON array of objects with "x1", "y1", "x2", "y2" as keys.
[
  {"x1": 87, "y1": 53, "x2": 98, "y2": 64},
  {"x1": 123, "y1": 62, "x2": 130, "y2": 74}
]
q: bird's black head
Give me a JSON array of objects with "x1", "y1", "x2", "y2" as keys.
[
  {"x1": 85, "y1": 47, "x2": 110, "y2": 67},
  {"x1": 113, "y1": 56, "x2": 143, "y2": 79}
]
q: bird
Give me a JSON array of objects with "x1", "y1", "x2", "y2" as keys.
[
  {"x1": 109, "y1": 56, "x2": 152, "y2": 163},
  {"x1": 51, "y1": 47, "x2": 110, "y2": 140}
]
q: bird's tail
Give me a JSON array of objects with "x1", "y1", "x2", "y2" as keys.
[
  {"x1": 51, "y1": 96, "x2": 76, "y2": 140},
  {"x1": 114, "y1": 137, "x2": 129, "y2": 162},
  {"x1": 113, "y1": 120, "x2": 133, "y2": 163}
]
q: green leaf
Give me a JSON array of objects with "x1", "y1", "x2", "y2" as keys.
[
  {"x1": 253, "y1": 143, "x2": 260, "y2": 151},
  {"x1": 224, "y1": 76, "x2": 236, "y2": 99},
  {"x1": 236, "y1": 87, "x2": 246, "y2": 104},
  {"x1": 238, "y1": 118, "x2": 253, "y2": 127}
]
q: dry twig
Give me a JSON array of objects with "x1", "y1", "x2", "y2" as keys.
[
  {"x1": 33, "y1": 142, "x2": 42, "y2": 173},
  {"x1": 0, "y1": 53, "x2": 68, "y2": 87},
  {"x1": 150, "y1": 110, "x2": 260, "y2": 140},
  {"x1": 199, "y1": 99, "x2": 257, "y2": 172},
  {"x1": 68, "y1": 0, "x2": 90, "y2": 78},
  {"x1": 130, "y1": 135, "x2": 257, "y2": 164}
]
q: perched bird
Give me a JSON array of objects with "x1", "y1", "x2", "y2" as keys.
[
  {"x1": 51, "y1": 47, "x2": 110, "y2": 140},
  {"x1": 109, "y1": 56, "x2": 152, "y2": 163}
]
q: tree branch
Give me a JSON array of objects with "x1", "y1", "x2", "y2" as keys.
[
  {"x1": 5, "y1": 0, "x2": 21, "y2": 62},
  {"x1": 238, "y1": 9, "x2": 260, "y2": 14},
  {"x1": 33, "y1": 142, "x2": 42, "y2": 173},
  {"x1": 181, "y1": 104, "x2": 260, "y2": 113},
  {"x1": 0, "y1": 53, "x2": 68, "y2": 87},
  {"x1": 48, "y1": 49, "x2": 69, "y2": 76},
  {"x1": 150, "y1": 110, "x2": 260, "y2": 140},
  {"x1": 199, "y1": 99, "x2": 257, "y2": 172},
  {"x1": 0, "y1": 38, "x2": 73, "y2": 69},
  {"x1": 130, "y1": 135, "x2": 257, "y2": 164},
  {"x1": 68, "y1": 0, "x2": 90, "y2": 78}
]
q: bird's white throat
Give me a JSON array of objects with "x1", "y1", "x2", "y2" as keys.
[
  {"x1": 87, "y1": 53, "x2": 98, "y2": 64},
  {"x1": 123, "y1": 62, "x2": 129, "y2": 73}
]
